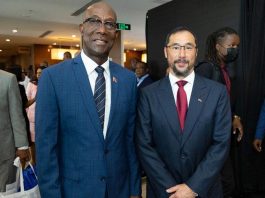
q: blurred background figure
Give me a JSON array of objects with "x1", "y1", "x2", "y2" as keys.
[
  {"x1": 26, "y1": 66, "x2": 46, "y2": 165},
  {"x1": 130, "y1": 58, "x2": 139, "y2": 72},
  {"x1": 20, "y1": 69, "x2": 30, "y2": 90},
  {"x1": 63, "y1": 51, "x2": 72, "y2": 60},
  {"x1": 135, "y1": 61, "x2": 153, "y2": 89},
  {"x1": 40, "y1": 61, "x2": 48, "y2": 68}
]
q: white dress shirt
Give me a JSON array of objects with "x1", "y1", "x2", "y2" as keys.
[
  {"x1": 168, "y1": 70, "x2": 195, "y2": 106},
  {"x1": 81, "y1": 50, "x2": 111, "y2": 139}
]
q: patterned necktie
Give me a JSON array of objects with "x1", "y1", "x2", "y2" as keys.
[
  {"x1": 176, "y1": 80, "x2": 188, "y2": 131},
  {"x1": 94, "y1": 66, "x2": 106, "y2": 130}
]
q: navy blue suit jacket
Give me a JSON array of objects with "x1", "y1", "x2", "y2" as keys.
[
  {"x1": 138, "y1": 75, "x2": 154, "y2": 89},
  {"x1": 136, "y1": 74, "x2": 231, "y2": 198},
  {"x1": 255, "y1": 100, "x2": 265, "y2": 140},
  {"x1": 35, "y1": 55, "x2": 141, "y2": 198}
]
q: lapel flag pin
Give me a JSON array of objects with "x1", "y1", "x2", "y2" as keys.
[
  {"x1": 198, "y1": 98, "x2": 202, "y2": 102},
  {"x1": 113, "y1": 77, "x2": 117, "y2": 83}
]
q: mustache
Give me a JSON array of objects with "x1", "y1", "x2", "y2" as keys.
[{"x1": 174, "y1": 59, "x2": 189, "y2": 64}]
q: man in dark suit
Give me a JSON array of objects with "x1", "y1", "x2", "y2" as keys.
[
  {"x1": 135, "y1": 61, "x2": 154, "y2": 89},
  {"x1": 35, "y1": 2, "x2": 141, "y2": 198},
  {"x1": 136, "y1": 26, "x2": 231, "y2": 198}
]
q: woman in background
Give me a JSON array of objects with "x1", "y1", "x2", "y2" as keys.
[
  {"x1": 195, "y1": 27, "x2": 243, "y2": 198},
  {"x1": 26, "y1": 66, "x2": 46, "y2": 164}
]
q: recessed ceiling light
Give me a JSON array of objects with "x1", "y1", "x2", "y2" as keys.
[
  {"x1": 133, "y1": 48, "x2": 137, "y2": 51},
  {"x1": 76, "y1": 44, "x2": 79, "y2": 47},
  {"x1": 0, "y1": 49, "x2": 2, "y2": 52},
  {"x1": 72, "y1": 35, "x2": 76, "y2": 38},
  {"x1": 12, "y1": 29, "x2": 18, "y2": 33},
  {"x1": 6, "y1": 39, "x2": 10, "y2": 42},
  {"x1": 53, "y1": 43, "x2": 57, "y2": 45}
]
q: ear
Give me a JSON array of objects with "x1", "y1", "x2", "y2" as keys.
[
  {"x1": 164, "y1": 47, "x2": 167, "y2": 58},
  {"x1": 215, "y1": 43, "x2": 221, "y2": 51},
  {"x1": 115, "y1": 30, "x2": 119, "y2": 39},
  {"x1": 195, "y1": 48, "x2": 198, "y2": 57},
  {"x1": 79, "y1": 24, "x2": 84, "y2": 36}
]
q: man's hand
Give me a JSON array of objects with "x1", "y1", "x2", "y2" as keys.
[
  {"x1": 16, "y1": 149, "x2": 30, "y2": 168},
  {"x1": 253, "y1": 139, "x2": 262, "y2": 152},
  {"x1": 166, "y1": 183, "x2": 197, "y2": 198},
  {"x1": 233, "y1": 116, "x2": 243, "y2": 142}
]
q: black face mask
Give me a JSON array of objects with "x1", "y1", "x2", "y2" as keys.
[{"x1": 224, "y1": 47, "x2": 239, "y2": 63}]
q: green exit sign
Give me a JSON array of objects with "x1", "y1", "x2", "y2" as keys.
[{"x1": 117, "y1": 23, "x2": 131, "y2": 30}]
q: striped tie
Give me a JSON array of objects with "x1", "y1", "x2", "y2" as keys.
[{"x1": 94, "y1": 66, "x2": 106, "y2": 130}]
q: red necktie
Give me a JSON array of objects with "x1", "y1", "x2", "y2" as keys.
[
  {"x1": 176, "y1": 80, "x2": 188, "y2": 131},
  {"x1": 220, "y1": 64, "x2": 231, "y2": 95}
]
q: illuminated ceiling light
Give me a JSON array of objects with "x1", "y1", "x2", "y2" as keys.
[
  {"x1": 53, "y1": 43, "x2": 57, "y2": 45},
  {"x1": 6, "y1": 39, "x2": 11, "y2": 42},
  {"x1": 0, "y1": 49, "x2": 2, "y2": 52},
  {"x1": 133, "y1": 48, "x2": 137, "y2": 51},
  {"x1": 12, "y1": 29, "x2": 18, "y2": 33},
  {"x1": 76, "y1": 44, "x2": 80, "y2": 47},
  {"x1": 72, "y1": 35, "x2": 76, "y2": 38}
]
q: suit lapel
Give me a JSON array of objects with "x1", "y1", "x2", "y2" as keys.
[
  {"x1": 156, "y1": 77, "x2": 182, "y2": 142},
  {"x1": 181, "y1": 75, "x2": 209, "y2": 147},
  {"x1": 106, "y1": 62, "x2": 119, "y2": 139},
  {"x1": 72, "y1": 55, "x2": 104, "y2": 143}
]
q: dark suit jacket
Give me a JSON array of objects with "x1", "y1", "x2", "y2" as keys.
[
  {"x1": 136, "y1": 74, "x2": 231, "y2": 198},
  {"x1": 35, "y1": 55, "x2": 141, "y2": 198},
  {"x1": 195, "y1": 61, "x2": 237, "y2": 113},
  {"x1": 138, "y1": 75, "x2": 154, "y2": 89}
]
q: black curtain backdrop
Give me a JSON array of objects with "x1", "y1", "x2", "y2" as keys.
[
  {"x1": 146, "y1": 0, "x2": 240, "y2": 80},
  {"x1": 237, "y1": 0, "x2": 265, "y2": 195},
  {"x1": 146, "y1": 0, "x2": 265, "y2": 196}
]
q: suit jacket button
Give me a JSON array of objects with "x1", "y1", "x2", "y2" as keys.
[
  {"x1": 101, "y1": 177, "x2": 106, "y2": 182},
  {"x1": 104, "y1": 149, "x2": 109, "y2": 154},
  {"x1": 181, "y1": 154, "x2": 186, "y2": 159}
]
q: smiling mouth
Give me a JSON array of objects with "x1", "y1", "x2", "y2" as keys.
[{"x1": 94, "y1": 39, "x2": 107, "y2": 44}]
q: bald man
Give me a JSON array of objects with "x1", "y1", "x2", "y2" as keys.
[{"x1": 35, "y1": 2, "x2": 141, "y2": 198}]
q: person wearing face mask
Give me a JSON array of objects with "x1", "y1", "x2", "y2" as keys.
[{"x1": 195, "y1": 27, "x2": 243, "y2": 198}]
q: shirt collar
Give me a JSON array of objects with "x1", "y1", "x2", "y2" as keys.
[
  {"x1": 169, "y1": 70, "x2": 195, "y2": 86},
  {"x1": 81, "y1": 50, "x2": 110, "y2": 76}
]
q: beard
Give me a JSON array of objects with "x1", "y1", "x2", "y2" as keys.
[{"x1": 171, "y1": 59, "x2": 193, "y2": 78}]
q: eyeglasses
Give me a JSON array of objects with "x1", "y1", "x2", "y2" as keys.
[
  {"x1": 83, "y1": 17, "x2": 117, "y2": 32},
  {"x1": 166, "y1": 44, "x2": 197, "y2": 52}
]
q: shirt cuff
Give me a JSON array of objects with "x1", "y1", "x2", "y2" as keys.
[{"x1": 17, "y1": 146, "x2": 29, "y2": 150}]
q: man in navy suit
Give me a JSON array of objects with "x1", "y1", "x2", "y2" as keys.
[
  {"x1": 136, "y1": 26, "x2": 231, "y2": 198},
  {"x1": 135, "y1": 61, "x2": 154, "y2": 89},
  {"x1": 35, "y1": 2, "x2": 141, "y2": 198}
]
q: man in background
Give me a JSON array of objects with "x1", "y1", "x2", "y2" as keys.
[
  {"x1": 63, "y1": 51, "x2": 72, "y2": 60},
  {"x1": 135, "y1": 61, "x2": 153, "y2": 89}
]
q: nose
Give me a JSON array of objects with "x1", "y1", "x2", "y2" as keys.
[
  {"x1": 96, "y1": 22, "x2": 107, "y2": 33},
  {"x1": 178, "y1": 47, "x2": 186, "y2": 57}
]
